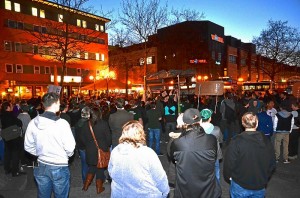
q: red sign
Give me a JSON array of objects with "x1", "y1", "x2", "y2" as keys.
[{"x1": 211, "y1": 34, "x2": 224, "y2": 43}]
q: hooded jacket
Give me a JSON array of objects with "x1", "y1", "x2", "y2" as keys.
[
  {"x1": 273, "y1": 110, "x2": 294, "y2": 133},
  {"x1": 24, "y1": 111, "x2": 76, "y2": 166},
  {"x1": 223, "y1": 131, "x2": 276, "y2": 190},
  {"x1": 170, "y1": 128, "x2": 221, "y2": 198}
]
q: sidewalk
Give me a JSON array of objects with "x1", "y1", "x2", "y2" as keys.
[{"x1": 0, "y1": 142, "x2": 300, "y2": 198}]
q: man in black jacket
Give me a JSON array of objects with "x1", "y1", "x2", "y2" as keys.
[
  {"x1": 224, "y1": 112, "x2": 276, "y2": 197},
  {"x1": 170, "y1": 108, "x2": 221, "y2": 198}
]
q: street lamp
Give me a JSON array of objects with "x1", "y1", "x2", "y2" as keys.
[{"x1": 89, "y1": 75, "x2": 100, "y2": 95}]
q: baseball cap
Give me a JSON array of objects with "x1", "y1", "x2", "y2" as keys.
[
  {"x1": 200, "y1": 109, "x2": 213, "y2": 120},
  {"x1": 183, "y1": 108, "x2": 200, "y2": 124}
]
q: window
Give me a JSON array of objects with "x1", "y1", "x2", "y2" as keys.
[
  {"x1": 75, "y1": 51, "x2": 81, "y2": 58},
  {"x1": 17, "y1": 22, "x2": 24, "y2": 29},
  {"x1": 77, "y1": 19, "x2": 81, "y2": 27},
  {"x1": 95, "y1": 24, "x2": 99, "y2": 31},
  {"x1": 5, "y1": 0, "x2": 11, "y2": 10},
  {"x1": 40, "y1": 9, "x2": 45, "y2": 18},
  {"x1": 16, "y1": 64, "x2": 23, "y2": 73},
  {"x1": 82, "y1": 20, "x2": 87, "y2": 28},
  {"x1": 14, "y1": 3, "x2": 20, "y2": 12},
  {"x1": 100, "y1": 25, "x2": 104, "y2": 32},
  {"x1": 32, "y1": 7, "x2": 38, "y2": 16},
  {"x1": 101, "y1": 54, "x2": 105, "y2": 61},
  {"x1": 4, "y1": 41, "x2": 12, "y2": 51},
  {"x1": 33, "y1": 45, "x2": 38, "y2": 54},
  {"x1": 229, "y1": 55, "x2": 237, "y2": 64},
  {"x1": 95, "y1": 53, "x2": 100, "y2": 60},
  {"x1": 41, "y1": 26, "x2": 47, "y2": 33},
  {"x1": 45, "y1": 66, "x2": 50, "y2": 74},
  {"x1": 147, "y1": 57, "x2": 152, "y2": 64},
  {"x1": 34, "y1": 66, "x2": 40, "y2": 74},
  {"x1": 96, "y1": 69, "x2": 100, "y2": 76},
  {"x1": 58, "y1": 14, "x2": 63, "y2": 22},
  {"x1": 15, "y1": 42, "x2": 22, "y2": 52},
  {"x1": 98, "y1": 39, "x2": 105, "y2": 44},
  {"x1": 8, "y1": 20, "x2": 17, "y2": 28},
  {"x1": 84, "y1": 52, "x2": 88, "y2": 59},
  {"x1": 241, "y1": 59, "x2": 246, "y2": 66},
  {"x1": 218, "y1": 53, "x2": 222, "y2": 61},
  {"x1": 34, "y1": 25, "x2": 40, "y2": 32},
  {"x1": 5, "y1": 64, "x2": 13, "y2": 73},
  {"x1": 77, "y1": 68, "x2": 81, "y2": 75},
  {"x1": 38, "y1": 46, "x2": 45, "y2": 54},
  {"x1": 211, "y1": 51, "x2": 215, "y2": 60}
]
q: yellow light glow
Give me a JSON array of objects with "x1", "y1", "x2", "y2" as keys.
[
  {"x1": 89, "y1": 76, "x2": 94, "y2": 80},
  {"x1": 2, "y1": 92, "x2": 6, "y2": 96},
  {"x1": 170, "y1": 80, "x2": 174, "y2": 84},
  {"x1": 204, "y1": 76, "x2": 208, "y2": 80},
  {"x1": 238, "y1": 78, "x2": 244, "y2": 82},
  {"x1": 128, "y1": 80, "x2": 131, "y2": 85},
  {"x1": 197, "y1": 76, "x2": 202, "y2": 80}
]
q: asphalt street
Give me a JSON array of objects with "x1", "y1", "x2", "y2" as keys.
[{"x1": 0, "y1": 139, "x2": 300, "y2": 198}]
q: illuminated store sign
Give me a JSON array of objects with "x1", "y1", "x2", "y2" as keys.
[
  {"x1": 51, "y1": 75, "x2": 82, "y2": 83},
  {"x1": 211, "y1": 34, "x2": 224, "y2": 43},
  {"x1": 190, "y1": 59, "x2": 207, "y2": 64}
]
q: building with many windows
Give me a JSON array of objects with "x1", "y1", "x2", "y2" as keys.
[{"x1": 0, "y1": 0, "x2": 110, "y2": 99}]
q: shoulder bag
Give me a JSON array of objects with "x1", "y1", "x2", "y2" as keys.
[
  {"x1": 1, "y1": 125, "x2": 22, "y2": 141},
  {"x1": 88, "y1": 121, "x2": 110, "y2": 168}
]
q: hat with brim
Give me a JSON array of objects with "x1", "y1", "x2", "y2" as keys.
[{"x1": 183, "y1": 108, "x2": 200, "y2": 125}]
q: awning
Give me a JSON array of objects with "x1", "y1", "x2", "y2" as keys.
[{"x1": 81, "y1": 79, "x2": 130, "y2": 90}]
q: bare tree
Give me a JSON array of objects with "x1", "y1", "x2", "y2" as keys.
[
  {"x1": 253, "y1": 20, "x2": 300, "y2": 81},
  {"x1": 169, "y1": 7, "x2": 205, "y2": 25}
]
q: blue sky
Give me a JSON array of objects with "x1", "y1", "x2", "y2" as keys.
[{"x1": 87, "y1": 0, "x2": 300, "y2": 43}]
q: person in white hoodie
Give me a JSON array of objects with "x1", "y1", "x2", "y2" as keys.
[
  {"x1": 200, "y1": 108, "x2": 223, "y2": 182},
  {"x1": 24, "y1": 92, "x2": 76, "y2": 198}
]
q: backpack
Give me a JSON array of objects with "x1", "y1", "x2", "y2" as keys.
[{"x1": 224, "y1": 101, "x2": 237, "y2": 123}]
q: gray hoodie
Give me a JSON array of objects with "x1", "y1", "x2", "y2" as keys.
[{"x1": 273, "y1": 110, "x2": 294, "y2": 133}]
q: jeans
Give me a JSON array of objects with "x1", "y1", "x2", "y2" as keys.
[
  {"x1": 148, "y1": 128, "x2": 161, "y2": 154},
  {"x1": 289, "y1": 129, "x2": 299, "y2": 157},
  {"x1": 78, "y1": 149, "x2": 88, "y2": 183},
  {"x1": 34, "y1": 162, "x2": 70, "y2": 198},
  {"x1": 215, "y1": 160, "x2": 220, "y2": 182},
  {"x1": 230, "y1": 180, "x2": 265, "y2": 198}
]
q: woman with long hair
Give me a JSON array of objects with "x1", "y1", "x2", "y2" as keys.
[{"x1": 81, "y1": 106, "x2": 112, "y2": 194}]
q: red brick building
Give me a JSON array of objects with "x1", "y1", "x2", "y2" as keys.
[{"x1": 0, "y1": 0, "x2": 110, "y2": 99}]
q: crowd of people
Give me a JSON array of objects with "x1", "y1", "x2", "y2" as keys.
[{"x1": 0, "y1": 88, "x2": 299, "y2": 197}]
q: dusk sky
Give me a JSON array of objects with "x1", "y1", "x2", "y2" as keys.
[{"x1": 86, "y1": 0, "x2": 300, "y2": 43}]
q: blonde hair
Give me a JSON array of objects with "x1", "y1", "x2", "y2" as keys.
[
  {"x1": 119, "y1": 120, "x2": 146, "y2": 147},
  {"x1": 242, "y1": 112, "x2": 258, "y2": 129}
]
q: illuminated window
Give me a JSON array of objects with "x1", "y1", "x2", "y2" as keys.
[
  {"x1": 100, "y1": 25, "x2": 104, "y2": 32},
  {"x1": 95, "y1": 53, "x2": 100, "y2": 60},
  {"x1": 77, "y1": 19, "x2": 81, "y2": 27},
  {"x1": 32, "y1": 7, "x2": 38, "y2": 16},
  {"x1": 15, "y1": 42, "x2": 22, "y2": 52},
  {"x1": 101, "y1": 54, "x2": 105, "y2": 61},
  {"x1": 5, "y1": 64, "x2": 13, "y2": 73},
  {"x1": 4, "y1": 41, "x2": 12, "y2": 51},
  {"x1": 45, "y1": 66, "x2": 50, "y2": 74},
  {"x1": 34, "y1": 66, "x2": 40, "y2": 74},
  {"x1": 16, "y1": 64, "x2": 23, "y2": 73},
  {"x1": 40, "y1": 9, "x2": 45, "y2": 18},
  {"x1": 95, "y1": 24, "x2": 99, "y2": 31},
  {"x1": 14, "y1": 3, "x2": 20, "y2": 12},
  {"x1": 147, "y1": 57, "x2": 152, "y2": 64},
  {"x1": 58, "y1": 14, "x2": 63, "y2": 22},
  {"x1": 5, "y1": 0, "x2": 11, "y2": 10},
  {"x1": 84, "y1": 52, "x2": 88, "y2": 59},
  {"x1": 76, "y1": 51, "x2": 81, "y2": 58},
  {"x1": 82, "y1": 20, "x2": 87, "y2": 28}
]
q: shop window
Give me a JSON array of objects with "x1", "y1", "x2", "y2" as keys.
[
  {"x1": 32, "y1": 7, "x2": 38, "y2": 16},
  {"x1": 45, "y1": 66, "x2": 50, "y2": 74},
  {"x1": 15, "y1": 42, "x2": 22, "y2": 52},
  {"x1": 16, "y1": 64, "x2": 23, "y2": 73},
  {"x1": 95, "y1": 53, "x2": 100, "y2": 60},
  {"x1": 40, "y1": 9, "x2": 45, "y2": 18},
  {"x1": 14, "y1": 3, "x2": 20, "y2": 12},
  {"x1": 34, "y1": 66, "x2": 40, "y2": 74},
  {"x1": 4, "y1": 41, "x2": 12, "y2": 51},
  {"x1": 5, "y1": 0, "x2": 11, "y2": 10},
  {"x1": 76, "y1": 51, "x2": 81, "y2": 58},
  {"x1": 58, "y1": 14, "x2": 63, "y2": 22},
  {"x1": 5, "y1": 64, "x2": 13, "y2": 73}
]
